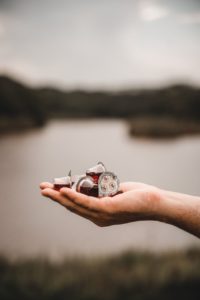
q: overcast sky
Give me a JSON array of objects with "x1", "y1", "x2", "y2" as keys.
[{"x1": 0, "y1": 0, "x2": 200, "y2": 89}]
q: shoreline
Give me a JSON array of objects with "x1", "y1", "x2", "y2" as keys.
[{"x1": 1, "y1": 116, "x2": 200, "y2": 139}]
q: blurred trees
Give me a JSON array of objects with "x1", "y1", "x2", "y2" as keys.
[
  {"x1": 0, "y1": 75, "x2": 200, "y2": 136},
  {"x1": 0, "y1": 76, "x2": 46, "y2": 131}
]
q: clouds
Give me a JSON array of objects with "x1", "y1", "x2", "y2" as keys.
[
  {"x1": 0, "y1": 0, "x2": 200, "y2": 88},
  {"x1": 138, "y1": 0, "x2": 169, "y2": 22}
]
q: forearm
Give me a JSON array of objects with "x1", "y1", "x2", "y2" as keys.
[{"x1": 157, "y1": 189, "x2": 200, "y2": 237}]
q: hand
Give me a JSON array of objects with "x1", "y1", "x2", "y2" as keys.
[{"x1": 40, "y1": 182, "x2": 161, "y2": 227}]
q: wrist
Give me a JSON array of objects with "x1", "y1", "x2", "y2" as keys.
[
  {"x1": 145, "y1": 187, "x2": 180, "y2": 224},
  {"x1": 142, "y1": 187, "x2": 165, "y2": 221},
  {"x1": 154, "y1": 189, "x2": 200, "y2": 237},
  {"x1": 155, "y1": 189, "x2": 177, "y2": 224}
]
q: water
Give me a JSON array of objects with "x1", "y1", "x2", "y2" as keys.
[{"x1": 0, "y1": 120, "x2": 199, "y2": 260}]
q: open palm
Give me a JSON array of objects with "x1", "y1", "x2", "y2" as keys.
[{"x1": 40, "y1": 181, "x2": 160, "y2": 226}]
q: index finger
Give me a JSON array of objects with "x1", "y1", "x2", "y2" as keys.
[
  {"x1": 40, "y1": 182, "x2": 54, "y2": 190},
  {"x1": 60, "y1": 188, "x2": 103, "y2": 212}
]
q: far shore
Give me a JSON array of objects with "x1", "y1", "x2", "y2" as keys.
[
  {"x1": 1, "y1": 75, "x2": 200, "y2": 139},
  {"x1": 1, "y1": 116, "x2": 200, "y2": 139},
  {"x1": 128, "y1": 117, "x2": 200, "y2": 139}
]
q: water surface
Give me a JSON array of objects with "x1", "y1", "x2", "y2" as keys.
[{"x1": 0, "y1": 120, "x2": 199, "y2": 259}]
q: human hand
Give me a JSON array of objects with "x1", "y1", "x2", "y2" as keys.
[{"x1": 40, "y1": 181, "x2": 161, "y2": 227}]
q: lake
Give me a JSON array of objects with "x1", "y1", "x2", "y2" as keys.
[{"x1": 0, "y1": 120, "x2": 199, "y2": 260}]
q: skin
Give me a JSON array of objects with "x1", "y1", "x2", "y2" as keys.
[{"x1": 40, "y1": 182, "x2": 200, "y2": 238}]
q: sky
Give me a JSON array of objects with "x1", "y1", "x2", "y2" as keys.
[{"x1": 0, "y1": 0, "x2": 200, "y2": 89}]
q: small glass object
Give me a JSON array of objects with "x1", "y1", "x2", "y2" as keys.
[
  {"x1": 53, "y1": 162, "x2": 121, "y2": 197},
  {"x1": 76, "y1": 176, "x2": 99, "y2": 197},
  {"x1": 98, "y1": 172, "x2": 119, "y2": 197},
  {"x1": 53, "y1": 176, "x2": 71, "y2": 191},
  {"x1": 86, "y1": 162, "x2": 106, "y2": 184}
]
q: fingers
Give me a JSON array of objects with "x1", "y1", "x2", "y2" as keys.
[
  {"x1": 41, "y1": 188, "x2": 99, "y2": 220},
  {"x1": 42, "y1": 188, "x2": 69, "y2": 206},
  {"x1": 60, "y1": 188, "x2": 103, "y2": 213},
  {"x1": 40, "y1": 182, "x2": 54, "y2": 190}
]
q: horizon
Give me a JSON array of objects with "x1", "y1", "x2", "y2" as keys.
[{"x1": 1, "y1": 72, "x2": 200, "y2": 92}]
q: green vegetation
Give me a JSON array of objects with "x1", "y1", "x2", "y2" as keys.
[
  {"x1": 0, "y1": 75, "x2": 200, "y2": 137},
  {"x1": 0, "y1": 248, "x2": 200, "y2": 300}
]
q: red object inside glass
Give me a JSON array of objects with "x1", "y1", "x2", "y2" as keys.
[
  {"x1": 54, "y1": 184, "x2": 71, "y2": 191},
  {"x1": 86, "y1": 172, "x2": 102, "y2": 184},
  {"x1": 80, "y1": 185, "x2": 99, "y2": 197},
  {"x1": 80, "y1": 186, "x2": 123, "y2": 198}
]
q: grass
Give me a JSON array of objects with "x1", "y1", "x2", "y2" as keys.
[{"x1": 0, "y1": 248, "x2": 200, "y2": 300}]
